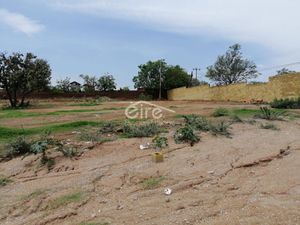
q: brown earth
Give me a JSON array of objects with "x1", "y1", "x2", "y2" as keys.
[{"x1": 0, "y1": 100, "x2": 300, "y2": 225}]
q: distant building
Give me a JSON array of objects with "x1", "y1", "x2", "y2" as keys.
[{"x1": 70, "y1": 81, "x2": 81, "y2": 92}]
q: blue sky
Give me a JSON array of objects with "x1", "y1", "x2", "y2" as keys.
[{"x1": 1, "y1": 0, "x2": 300, "y2": 88}]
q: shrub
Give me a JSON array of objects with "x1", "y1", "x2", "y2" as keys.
[
  {"x1": 152, "y1": 136, "x2": 168, "y2": 149},
  {"x1": 270, "y1": 97, "x2": 300, "y2": 109},
  {"x1": 260, "y1": 123, "x2": 279, "y2": 130},
  {"x1": 98, "y1": 121, "x2": 119, "y2": 134},
  {"x1": 138, "y1": 93, "x2": 153, "y2": 101},
  {"x1": 174, "y1": 125, "x2": 200, "y2": 146},
  {"x1": 123, "y1": 122, "x2": 161, "y2": 138},
  {"x1": 0, "y1": 176, "x2": 13, "y2": 186},
  {"x1": 183, "y1": 114, "x2": 210, "y2": 131},
  {"x1": 212, "y1": 108, "x2": 229, "y2": 117},
  {"x1": 209, "y1": 121, "x2": 231, "y2": 137},
  {"x1": 6, "y1": 136, "x2": 32, "y2": 157},
  {"x1": 255, "y1": 107, "x2": 286, "y2": 120}
]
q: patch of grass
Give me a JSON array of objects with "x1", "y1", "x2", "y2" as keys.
[
  {"x1": 69, "y1": 103, "x2": 100, "y2": 107},
  {"x1": 0, "y1": 121, "x2": 102, "y2": 142},
  {"x1": 142, "y1": 176, "x2": 165, "y2": 189},
  {"x1": 0, "y1": 175, "x2": 13, "y2": 187},
  {"x1": 0, "y1": 109, "x2": 101, "y2": 119},
  {"x1": 122, "y1": 122, "x2": 161, "y2": 138},
  {"x1": 212, "y1": 108, "x2": 229, "y2": 117},
  {"x1": 174, "y1": 125, "x2": 200, "y2": 146},
  {"x1": 48, "y1": 192, "x2": 83, "y2": 210},
  {"x1": 254, "y1": 107, "x2": 286, "y2": 120},
  {"x1": 260, "y1": 123, "x2": 279, "y2": 130}
]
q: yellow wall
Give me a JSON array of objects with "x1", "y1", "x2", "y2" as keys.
[{"x1": 168, "y1": 73, "x2": 300, "y2": 102}]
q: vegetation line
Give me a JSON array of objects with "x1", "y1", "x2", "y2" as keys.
[{"x1": 0, "y1": 121, "x2": 103, "y2": 141}]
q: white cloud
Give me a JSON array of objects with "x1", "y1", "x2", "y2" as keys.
[
  {"x1": 49, "y1": 0, "x2": 300, "y2": 62},
  {"x1": 0, "y1": 8, "x2": 44, "y2": 36}
]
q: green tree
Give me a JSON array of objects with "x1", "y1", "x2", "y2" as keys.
[
  {"x1": 0, "y1": 52, "x2": 51, "y2": 108},
  {"x1": 80, "y1": 74, "x2": 97, "y2": 92},
  {"x1": 56, "y1": 77, "x2": 71, "y2": 92},
  {"x1": 133, "y1": 60, "x2": 190, "y2": 91},
  {"x1": 97, "y1": 74, "x2": 116, "y2": 91},
  {"x1": 206, "y1": 44, "x2": 259, "y2": 85},
  {"x1": 133, "y1": 59, "x2": 168, "y2": 90},
  {"x1": 164, "y1": 65, "x2": 190, "y2": 90}
]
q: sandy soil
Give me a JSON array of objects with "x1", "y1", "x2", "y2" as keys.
[{"x1": 0, "y1": 115, "x2": 300, "y2": 224}]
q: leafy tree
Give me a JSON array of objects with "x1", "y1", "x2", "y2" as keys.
[
  {"x1": 56, "y1": 77, "x2": 71, "y2": 92},
  {"x1": 97, "y1": 74, "x2": 116, "y2": 91},
  {"x1": 80, "y1": 74, "x2": 97, "y2": 92},
  {"x1": 206, "y1": 44, "x2": 259, "y2": 85},
  {"x1": 133, "y1": 59, "x2": 168, "y2": 90},
  {"x1": 276, "y1": 68, "x2": 296, "y2": 75},
  {"x1": 0, "y1": 52, "x2": 51, "y2": 108},
  {"x1": 164, "y1": 65, "x2": 190, "y2": 90},
  {"x1": 133, "y1": 60, "x2": 190, "y2": 91}
]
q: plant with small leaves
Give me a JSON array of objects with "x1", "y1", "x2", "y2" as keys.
[
  {"x1": 255, "y1": 107, "x2": 286, "y2": 120},
  {"x1": 183, "y1": 114, "x2": 210, "y2": 131},
  {"x1": 174, "y1": 125, "x2": 200, "y2": 146},
  {"x1": 152, "y1": 136, "x2": 168, "y2": 149}
]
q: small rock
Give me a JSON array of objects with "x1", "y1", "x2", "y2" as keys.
[{"x1": 165, "y1": 198, "x2": 170, "y2": 203}]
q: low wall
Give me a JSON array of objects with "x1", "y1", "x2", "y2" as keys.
[
  {"x1": 0, "y1": 90, "x2": 145, "y2": 100},
  {"x1": 168, "y1": 73, "x2": 300, "y2": 102}
]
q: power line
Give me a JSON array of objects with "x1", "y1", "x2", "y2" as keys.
[{"x1": 259, "y1": 62, "x2": 300, "y2": 72}]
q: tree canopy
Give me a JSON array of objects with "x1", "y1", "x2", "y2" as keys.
[
  {"x1": 0, "y1": 52, "x2": 51, "y2": 108},
  {"x1": 132, "y1": 59, "x2": 190, "y2": 91},
  {"x1": 98, "y1": 74, "x2": 116, "y2": 91},
  {"x1": 206, "y1": 44, "x2": 259, "y2": 85}
]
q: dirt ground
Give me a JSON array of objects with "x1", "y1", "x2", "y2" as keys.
[{"x1": 0, "y1": 100, "x2": 300, "y2": 225}]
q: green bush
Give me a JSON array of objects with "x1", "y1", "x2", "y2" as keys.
[
  {"x1": 123, "y1": 122, "x2": 161, "y2": 138},
  {"x1": 183, "y1": 114, "x2": 210, "y2": 131},
  {"x1": 212, "y1": 108, "x2": 229, "y2": 117},
  {"x1": 174, "y1": 125, "x2": 200, "y2": 146},
  {"x1": 152, "y1": 136, "x2": 168, "y2": 149},
  {"x1": 270, "y1": 97, "x2": 300, "y2": 109},
  {"x1": 6, "y1": 136, "x2": 32, "y2": 157}
]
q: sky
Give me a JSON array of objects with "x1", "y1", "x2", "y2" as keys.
[{"x1": 0, "y1": 0, "x2": 300, "y2": 89}]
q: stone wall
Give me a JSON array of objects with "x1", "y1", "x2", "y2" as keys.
[{"x1": 168, "y1": 73, "x2": 300, "y2": 102}]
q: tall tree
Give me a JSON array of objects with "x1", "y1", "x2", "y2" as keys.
[
  {"x1": 56, "y1": 77, "x2": 71, "y2": 92},
  {"x1": 206, "y1": 44, "x2": 259, "y2": 85},
  {"x1": 80, "y1": 74, "x2": 97, "y2": 92},
  {"x1": 97, "y1": 74, "x2": 116, "y2": 91},
  {"x1": 0, "y1": 52, "x2": 51, "y2": 108},
  {"x1": 133, "y1": 60, "x2": 190, "y2": 91},
  {"x1": 164, "y1": 65, "x2": 190, "y2": 90},
  {"x1": 133, "y1": 59, "x2": 168, "y2": 90}
]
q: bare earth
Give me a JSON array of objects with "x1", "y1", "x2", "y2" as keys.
[{"x1": 0, "y1": 100, "x2": 299, "y2": 225}]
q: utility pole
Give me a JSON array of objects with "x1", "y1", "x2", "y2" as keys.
[
  {"x1": 159, "y1": 60, "x2": 162, "y2": 100},
  {"x1": 193, "y1": 68, "x2": 201, "y2": 80}
]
